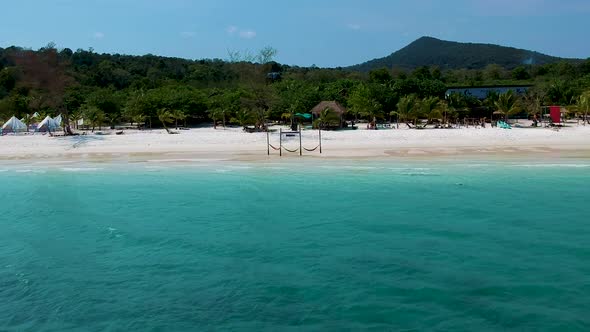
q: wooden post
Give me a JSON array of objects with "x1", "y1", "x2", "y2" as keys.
[
  {"x1": 319, "y1": 128, "x2": 322, "y2": 154},
  {"x1": 279, "y1": 128, "x2": 282, "y2": 157},
  {"x1": 266, "y1": 130, "x2": 270, "y2": 155},
  {"x1": 299, "y1": 127, "x2": 302, "y2": 156}
]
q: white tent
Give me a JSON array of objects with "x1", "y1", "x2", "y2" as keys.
[
  {"x1": 2, "y1": 116, "x2": 27, "y2": 133},
  {"x1": 54, "y1": 114, "x2": 62, "y2": 126},
  {"x1": 37, "y1": 116, "x2": 60, "y2": 132}
]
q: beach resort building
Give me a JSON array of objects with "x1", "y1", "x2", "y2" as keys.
[{"x1": 445, "y1": 85, "x2": 532, "y2": 100}]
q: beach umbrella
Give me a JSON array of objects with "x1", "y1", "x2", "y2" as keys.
[
  {"x1": 1, "y1": 116, "x2": 27, "y2": 133},
  {"x1": 295, "y1": 113, "x2": 312, "y2": 120}
]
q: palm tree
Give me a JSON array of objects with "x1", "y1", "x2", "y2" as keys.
[
  {"x1": 132, "y1": 114, "x2": 147, "y2": 130},
  {"x1": 105, "y1": 113, "x2": 120, "y2": 130},
  {"x1": 349, "y1": 84, "x2": 382, "y2": 128},
  {"x1": 446, "y1": 93, "x2": 472, "y2": 123},
  {"x1": 420, "y1": 96, "x2": 440, "y2": 123},
  {"x1": 483, "y1": 91, "x2": 499, "y2": 122},
  {"x1": 432, "y1": 100, "x2": 450, "y2": 124},
  {"x1": 231, "y1": 109, "x2": 254, "y2": 131},
  {"x1": 393, "y1": 95, "x2": 417, "y2": 128},
  {"x1": 252, "y1": 108, "x2": 270, "y2": 131},
  {"x1": 281, "y1": 103, "x2": 299, "y2": 128},
  {"x1": 157, "y1": 108, "x2": 174, "y2": 134},
  {"x1": 172, "y1": 109, "x2": 186, "y2": 129},
  {"x1": 82, "y1": 106, "x2": 105, "y2": 132},
  {"x1": 281, "y1": 112, "x2": 292, "y2": 124},
  {"x1": 314, "y1": 108, "x2": 341, "y2": 129},
  {"x1": 360, "y1": 100, "x2": 383, "y2": 128},
  {"x1": 208, "y1": 108, "x2": 225, "y2": 129},
  {"x1": 579, "y1": 91, "x2": 590, "y2": 125},
  {"x1": 522, "y1": 92, "x2": 541, "y2": 121},
  {"x1": 21, "y1": 114, "x2": 35, "y2": 132},
  {"x1": 494, "y1": 90, "x2": 521, "y2": 121},
  {"x1": 547, "y1": 79, "x2": 575, "y2": 105},
  {"x1": 69, "y1": 109, "x2": 83, "y2": 130}
]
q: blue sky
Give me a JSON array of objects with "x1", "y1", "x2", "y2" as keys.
[{"x1": 1, "y1": 0, "x2": 589, "y2": 67}]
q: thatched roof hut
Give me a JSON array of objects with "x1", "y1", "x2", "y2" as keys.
[
  {"x1": 310, "y1": 101, "x2": 347, "y2": 116},
  {"x1": 310, "y1": 101, "x2": 347, "y2": 128}
]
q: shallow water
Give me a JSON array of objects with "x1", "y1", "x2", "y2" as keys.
[{"x1": 1, "y1": 161, "x2": 590, "y2": 331}]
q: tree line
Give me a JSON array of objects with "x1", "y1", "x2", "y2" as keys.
[{"x1": 1, "y1": 43, "x2": 589, "y2": 133}]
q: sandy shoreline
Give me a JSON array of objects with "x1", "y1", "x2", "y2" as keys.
[{"x1": 1, "y1": 125, "x2": 590, "y2": 164}]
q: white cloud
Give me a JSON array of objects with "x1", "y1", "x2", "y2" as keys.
[
  {"x1": 226, "y1": 25, "x2": 238, "y2": 35},
  {"x1": 347, "y1": 23, "x2": 361, "y2": 30},
  {"x1": 226, "y1": 25, "x2": 256, "y2": 39},
  {"x1": 93, "y1": 32, "x2": 105, "y2": 39},
  {"x1": 181, "y1": 31, "x2": 196, "y2": 38},
  {"x1": 239, "y1": 30, "x2": 257, "y2": 39}
]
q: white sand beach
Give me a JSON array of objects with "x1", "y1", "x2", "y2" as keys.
[{"x1": 1, "y1": 124, "x2": 590, "y2": 163}]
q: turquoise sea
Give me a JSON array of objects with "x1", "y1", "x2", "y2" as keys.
[{"x1": 1, "y1": 160, "x2": 590, "y2": 331}]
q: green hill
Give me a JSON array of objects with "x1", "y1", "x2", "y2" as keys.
[{"x1": 349, "y1": 36, "x2": 579, "y2": 72}]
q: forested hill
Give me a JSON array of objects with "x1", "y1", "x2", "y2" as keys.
[{"x1": 349, "y1": 36, "x2": 579, "y2": 72}]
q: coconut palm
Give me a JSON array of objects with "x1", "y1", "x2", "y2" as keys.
[
  {"x1": 494, "y1": 90, "x2": 521, "y2": 121},
  {"x1": 105, "y1": 113, "x2": 120, "y2": 130},
  {"x1": 172, "y1": 109, "x2": 186, "y2": 129},
  {"x1": 483, "y1": 91, "x2": 499, "y2": 121},
  {"x1": 132, "y1": 114, "x2": 147, "y2": 130},
  {"x1": 547, "y1": 79, "x2": 576, "y2": 105},
  {"x1": 420, "y1": 96, "x2": 440, "y2": 123},
  {"x1": 521, "y1": 88, "x2": 545, "y2": 126},
  {"x1": 483, "y1": 91, "x2": 499, "y2": 108},
  {"x1": 69, "y1": 109, "x2": 83, "y2": 130},
  {"x1": 21, "y1": 114, "x2": 35, "y2": 132},
  {"x1": 446, "y1": 93, "x2": 471, "y2": 124},
  {"x1": 82, "y1": 106, "x2": 105, "y2": 132},
  {"x1": 393, "y1": 95, "x2": 417, "y2": 128},
  {"x1": 579, "y1": 91, "x2": 590, "y2": 125},
  {"x1": 157, "y1": 108, "x2": 174, "y2": 134},
  {"x1": 360, "y1": 101, "x2": 383, "y2": 128},
  {"x1": 208, "y1": 108, "x2": 225, "y2": 129},
  {"x1": 522, "y1": 93, "x2": 541, "y2": 117},
  {"x1": 281, "y1": 112, "x2": 292, "y2": 124},
  {"x1": 281, "y1": 103, "x2": 299, "y2": 128},
  {"x1": 348, "y1": 84, "x2": 382, "y2": 128},
  {"x1": 433, "y1": 100, "x2": 451, "y2": 124},
  {"x1": 251, "y1": 108, "x2": 270, "y2": 131},
  {"x1": 314, "y1": 108, "x2": 341, "y2": 129},
  {"x1": 231, "y1": 109, "x2": 254, "y2": 130}
]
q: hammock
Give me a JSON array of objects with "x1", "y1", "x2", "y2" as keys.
[
  {"x1": 282, "y1": 146, "x2": 300, "y2": 153},
  {"x1": 303, "y1": 145, "x2": 320, "y2": 152}
]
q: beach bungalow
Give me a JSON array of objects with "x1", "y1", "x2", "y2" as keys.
[{"x1": 310, "y1": 101, "x2": 347, "y2": 128}]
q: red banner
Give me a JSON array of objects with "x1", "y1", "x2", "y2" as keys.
[{"x1": 550, "y1": 106, "x2": 561, "y2": 124}]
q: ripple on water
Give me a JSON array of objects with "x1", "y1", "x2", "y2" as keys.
[
  {"x1": 513, "y1": 163, "x2": 590, "y2": 168},
  {"x1": 0, "y1": 164, "x2": 589, "y2": 331},
  {"x1": 60, "y1": 167, "x2": 104, "y2": 172}
]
